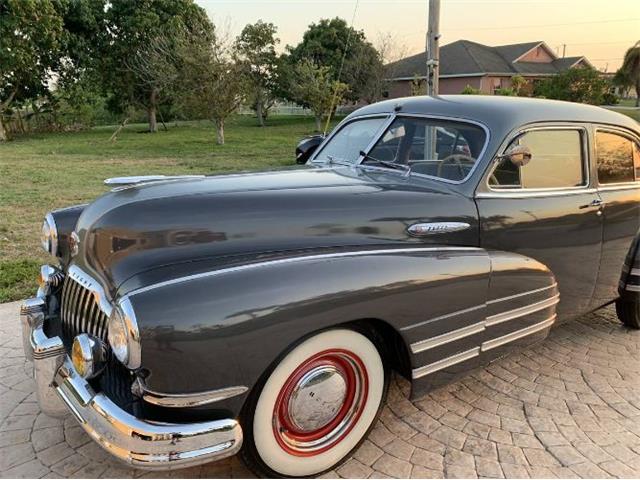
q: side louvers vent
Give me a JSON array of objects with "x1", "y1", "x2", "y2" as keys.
[{"x1": 60, "y1": 275, "x2": 109, "y2": 343}]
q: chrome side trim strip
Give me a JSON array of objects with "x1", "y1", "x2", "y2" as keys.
[
  {"x1": 128, "y1": 247, "x2": 483, "y2": 297},
  {"x1": 410, "y1": 321, "x2": 485, "y2": 354},
  {"x1": 400, "y1": 304, "x2": 486, "y2": 332},
  {"x1": 403, "y1": 284, "x2": 558, "y2": 332},
  {"x1": 626, "y1": 284, "x2": 640, "y2": 292},
  {"x1": 142, "y1": 385, "x2": 249, "y2": 408},
  {"x1": 597, "y1": 183, "x2": 640, "y2": 192},
  {"x1": 485, "y1": 294, "x2": 559, "y2": 327},
  {"x1": 476, "y1": 188, "x2": 598, "y2": 199},
  {"x1": 630, "y1": 268, "x2": 640, "y2": 276},
  {"x1": 412, "y1": 347, "x2": 480, "y2": 379},
  {"x1": 482, "y1": 315, "x2": 556, "y2": 352},
  {"x1": 487, "y1": 283, "x2": 557, "y2": 305}
]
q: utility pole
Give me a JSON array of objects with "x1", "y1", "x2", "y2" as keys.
[
  {"x1": 562, "y1": 43, "x2": 566, "y2": 58},
  {"x1": 426, "y1": 0, "x2": 441, "y2": 96}
]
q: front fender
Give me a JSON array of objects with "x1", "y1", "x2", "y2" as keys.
[{"x1": 125, "y1": 247, "x2": 491, "y2": 404}]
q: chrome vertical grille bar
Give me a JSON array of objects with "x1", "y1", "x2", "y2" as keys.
[{"x1": 59, "y1": 272, "x2": 109, "y2": 344}]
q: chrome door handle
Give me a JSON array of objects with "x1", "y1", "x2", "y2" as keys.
[{"x1": 579, "y1": 199, "x2": 604, "y2": 209}]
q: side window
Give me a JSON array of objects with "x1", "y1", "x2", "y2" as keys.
[
  {"x1": 490, "y1": 129, "x2": 585, "y2": 189},
  {"x1": 596, "y1": 131, "x2": 637, "y2": 184}
]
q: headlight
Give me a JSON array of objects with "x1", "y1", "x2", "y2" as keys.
[
  {"x1": 41, "y1": 213, "x2": 58, "y2": 256},
  {"x1": 107, "y1": 298, "x2": 141, "y2": 369}
]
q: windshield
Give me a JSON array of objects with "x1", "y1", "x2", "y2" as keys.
[
  {"x1": 367, "y1": 117, "x2": 487, "y2": 182},
  {"x1": 312, "y1": 117, "x2": 388, "y2": 164},
  {"x1": 313, "y1": 115, "x2": 487, "y2": 182}
]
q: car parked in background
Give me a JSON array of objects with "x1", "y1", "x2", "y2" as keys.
[{"x1": 23, "y1": 96, "x2": 640, "y2": 476}]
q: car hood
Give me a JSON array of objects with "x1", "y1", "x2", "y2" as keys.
[{"x1": 72, "y1": 166, "x2": 478, "y2": 296}]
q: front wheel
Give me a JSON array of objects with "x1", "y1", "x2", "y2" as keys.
[
  {"x1": 241, "y1": 328, "x2": 388, "y2": 477},
  {"x1": 616, "y1": 297, "x2": 640, "y2": 329}
]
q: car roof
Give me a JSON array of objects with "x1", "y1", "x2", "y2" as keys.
[{"x1": 347, "y1": 95, "x2": 639, "y2": 134}]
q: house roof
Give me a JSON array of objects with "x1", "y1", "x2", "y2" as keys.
[{"x1": 385, "y1": 40, "x2": 592, "y2": 79}]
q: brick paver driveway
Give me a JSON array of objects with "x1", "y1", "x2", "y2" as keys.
[{"x1": 1, "y1": 300, "x2": 639, "y2": 479}]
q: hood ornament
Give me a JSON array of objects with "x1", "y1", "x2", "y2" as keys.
[{"x1": 104, "y1": 175, "x2": 205, "y2": 186}]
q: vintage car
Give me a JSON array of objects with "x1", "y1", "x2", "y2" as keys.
[{"x1": 22, "y1": 96, "x2": 640, "y2": 477}]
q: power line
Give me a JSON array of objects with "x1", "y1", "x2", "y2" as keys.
[{"x1": 446, "y1": 18, "x2": 639, "y2": 31}]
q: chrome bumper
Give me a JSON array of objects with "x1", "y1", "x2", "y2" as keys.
[{"x1": 20, "y1": 297, "x2": 243, "y2": 470}]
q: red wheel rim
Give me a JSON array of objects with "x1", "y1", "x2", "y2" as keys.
[{"x1": 272, "y1": 349, "x2": 369, "y2": 457}]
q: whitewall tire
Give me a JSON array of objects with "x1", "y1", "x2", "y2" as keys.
[{"x1": 242, "y1": 328, "x2": 387, "y2": 477}]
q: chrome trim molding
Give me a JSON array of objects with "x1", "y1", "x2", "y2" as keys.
[
  {"x1": 485, "y1": 294, "x2": 560, "y2": 327},
  {"x1": 481, "y1": 315, "x2": 556, "y2": 351},
  {"x1": 128, "y1": 247, "x2": 483, "y2": 297},
  {"x1": 487, "y1": 283, "x2": 557, "y2": 305},
  {"x1": 477, "y1": 188, "x2": 598, "y2": 199},
  {"x1": 412, "y1": 314, "x2": 557, "y2": 379},
  {"x1": 44, "y1": 212, "x2": 59, "y2": 256},
  {"x1": 115, "y1": 297, "x2": 142, "y2": 370},
  {"x1": 407, "y1": 222, "x2": 471, "y2": 237},
  {"x1": 411, "y1": 321, "x2": 485, "y2": 354},
  {"x1": 68, "y1": 265, "x2": 113, "y2": 317},
  {"x1": 400, "y1": 304, "x2": 486, "y2": 332},
  {"x1": 626, "y1": 284, "x2": 640, "y2": 292},
  {"x1": 412, "y1": 347, "x2": 480, "y2": 379},
  {"x1": 630, "y1": 268, "x2": 640, "y2": 276},
  {"x1": 142, "y1": 385, "x2": 249, "y2": 408},
  {"x1": 104, "y1": 175, "x2": 205, "y2": 186},
  {"x1": 597, "y1": 183, "x2": 640, "y2": 192},
  {"x1": 403, "y1": 283, "x2": 557, "y2": 332}
]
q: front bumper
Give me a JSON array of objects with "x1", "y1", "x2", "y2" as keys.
[{"x1": 20, "y1": 297, "x2": 243, "y2": 470}]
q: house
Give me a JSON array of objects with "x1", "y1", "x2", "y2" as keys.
[{"x1": 385, "y1": 40, "x2": 594, "y2": 97}]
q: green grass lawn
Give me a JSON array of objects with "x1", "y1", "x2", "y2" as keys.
[{"x1": 0, "y1": 115, "x2": 332, "y2": 302}]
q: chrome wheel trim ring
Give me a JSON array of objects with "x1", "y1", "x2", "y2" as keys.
[{"x1": 272, "y1": 349, "x2": 369, "y2": 456}]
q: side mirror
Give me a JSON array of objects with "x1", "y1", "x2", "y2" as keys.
[
  {"x1": 502, "y1": 145, "x2": 532, "y2": 167},
  {"x1": 296, "y1": 135, "x2": 325, "y2": 164}
]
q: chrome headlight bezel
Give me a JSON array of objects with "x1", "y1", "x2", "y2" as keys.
[
  {"x1": 41, "y1": 213, "x2": 58, "y2": 256},
  {"x1": 107, "y1": 297, "x2": 141, "y2": 369}
]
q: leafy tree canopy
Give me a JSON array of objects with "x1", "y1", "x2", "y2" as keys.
[
  {"x1": 533, "y1": 67, "x2": 608, "y2": 105},
  {"x1": 614, "y1": 41, "x2": 640, "y2": 106},
  {"x1": 287, "y1": 17, "x2": 382, "y2": 102}
]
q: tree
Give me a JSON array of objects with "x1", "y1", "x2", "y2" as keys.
[
  {"x1": 287, "y1": 18, "x2": 382, "y2": 103},
  {"x1": 614, "y1": 41, "x2": 640, "y2": 107},
  {"x1": 0, "y1": 0, "x2": 64, "y2": 141},
  {"x1": 234, "y1": 21, "x2": 280, "y2": 127},
  {"x1": 533, "y1": 67, "x2": 608, "y2": 105},
  {"x1": 289, "y1": 59, "x2": 348, "y2": 131},
  {"x1": 510, "y1": 75, "x2": 527, "y2": 96},
  {"x1": 99, "y1": 0, "x2": 213, "y2": 132},
  {"x1": 181, "y1": 30, "x2": 248, "y2": 145}
]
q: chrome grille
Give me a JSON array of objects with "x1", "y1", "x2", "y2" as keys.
[{"x1": 60, "y1": 275, "x2": 109, "y2": 342}]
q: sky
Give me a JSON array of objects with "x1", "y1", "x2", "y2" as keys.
[{"x1": 195, "y1": 0, "x2": 639, "y2": 72}]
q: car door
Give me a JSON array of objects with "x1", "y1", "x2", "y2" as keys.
[
  {"x1": 591, "y1": 127, "x2": 640, "y2": 307},
  {"x1": 475, "y1": 124, "x2": 603, "y2": 320}
]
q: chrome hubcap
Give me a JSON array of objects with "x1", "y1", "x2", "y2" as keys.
[{"x1": 288, "y1": 366, "x2": 347, "y2": 432}]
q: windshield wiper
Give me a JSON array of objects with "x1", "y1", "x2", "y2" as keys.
[{"x1": 358, "y1": 151, "x2": 411, "y2": 176}]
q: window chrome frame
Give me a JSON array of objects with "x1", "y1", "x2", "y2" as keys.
[
  {"x1": 309, "y1": 114, "x2": 393, "y2": 165},
  {"x1": 310, "y1": 112, "x2": 491, "y2": 185},
  {"x1": 477, "y1": 123, "x2": 592, "y2": 198},
  {"x1": 593, "y1": 125, "x2": 640, "y2": 189}
]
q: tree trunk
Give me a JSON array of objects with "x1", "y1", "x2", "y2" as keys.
[
  {"x1": 215, "y1": 118, "x2": 225, "y2": 145},
  {"x1": 256, "y1": 99, "x2": 265, "y2": 127},
  {"x1": 148, "y1": 89, "x2": 158, "y2": 132},
  {"x1": 635, "y1": 80, "x2": 640, "y2": 107},
  {"x1": 0, "y1": 116, "x2": 8, "y2": 142},
  {"x1": 314, "y1": 115, "x2": 322, "y2": 132}
]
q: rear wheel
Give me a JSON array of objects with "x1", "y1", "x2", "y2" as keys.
[
  {"x1": 241, "y1": 328, "x2": 388, "y2": 477},
  {"x1": 616, "y1": 297, "x2": 640, "y2": 329}
]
